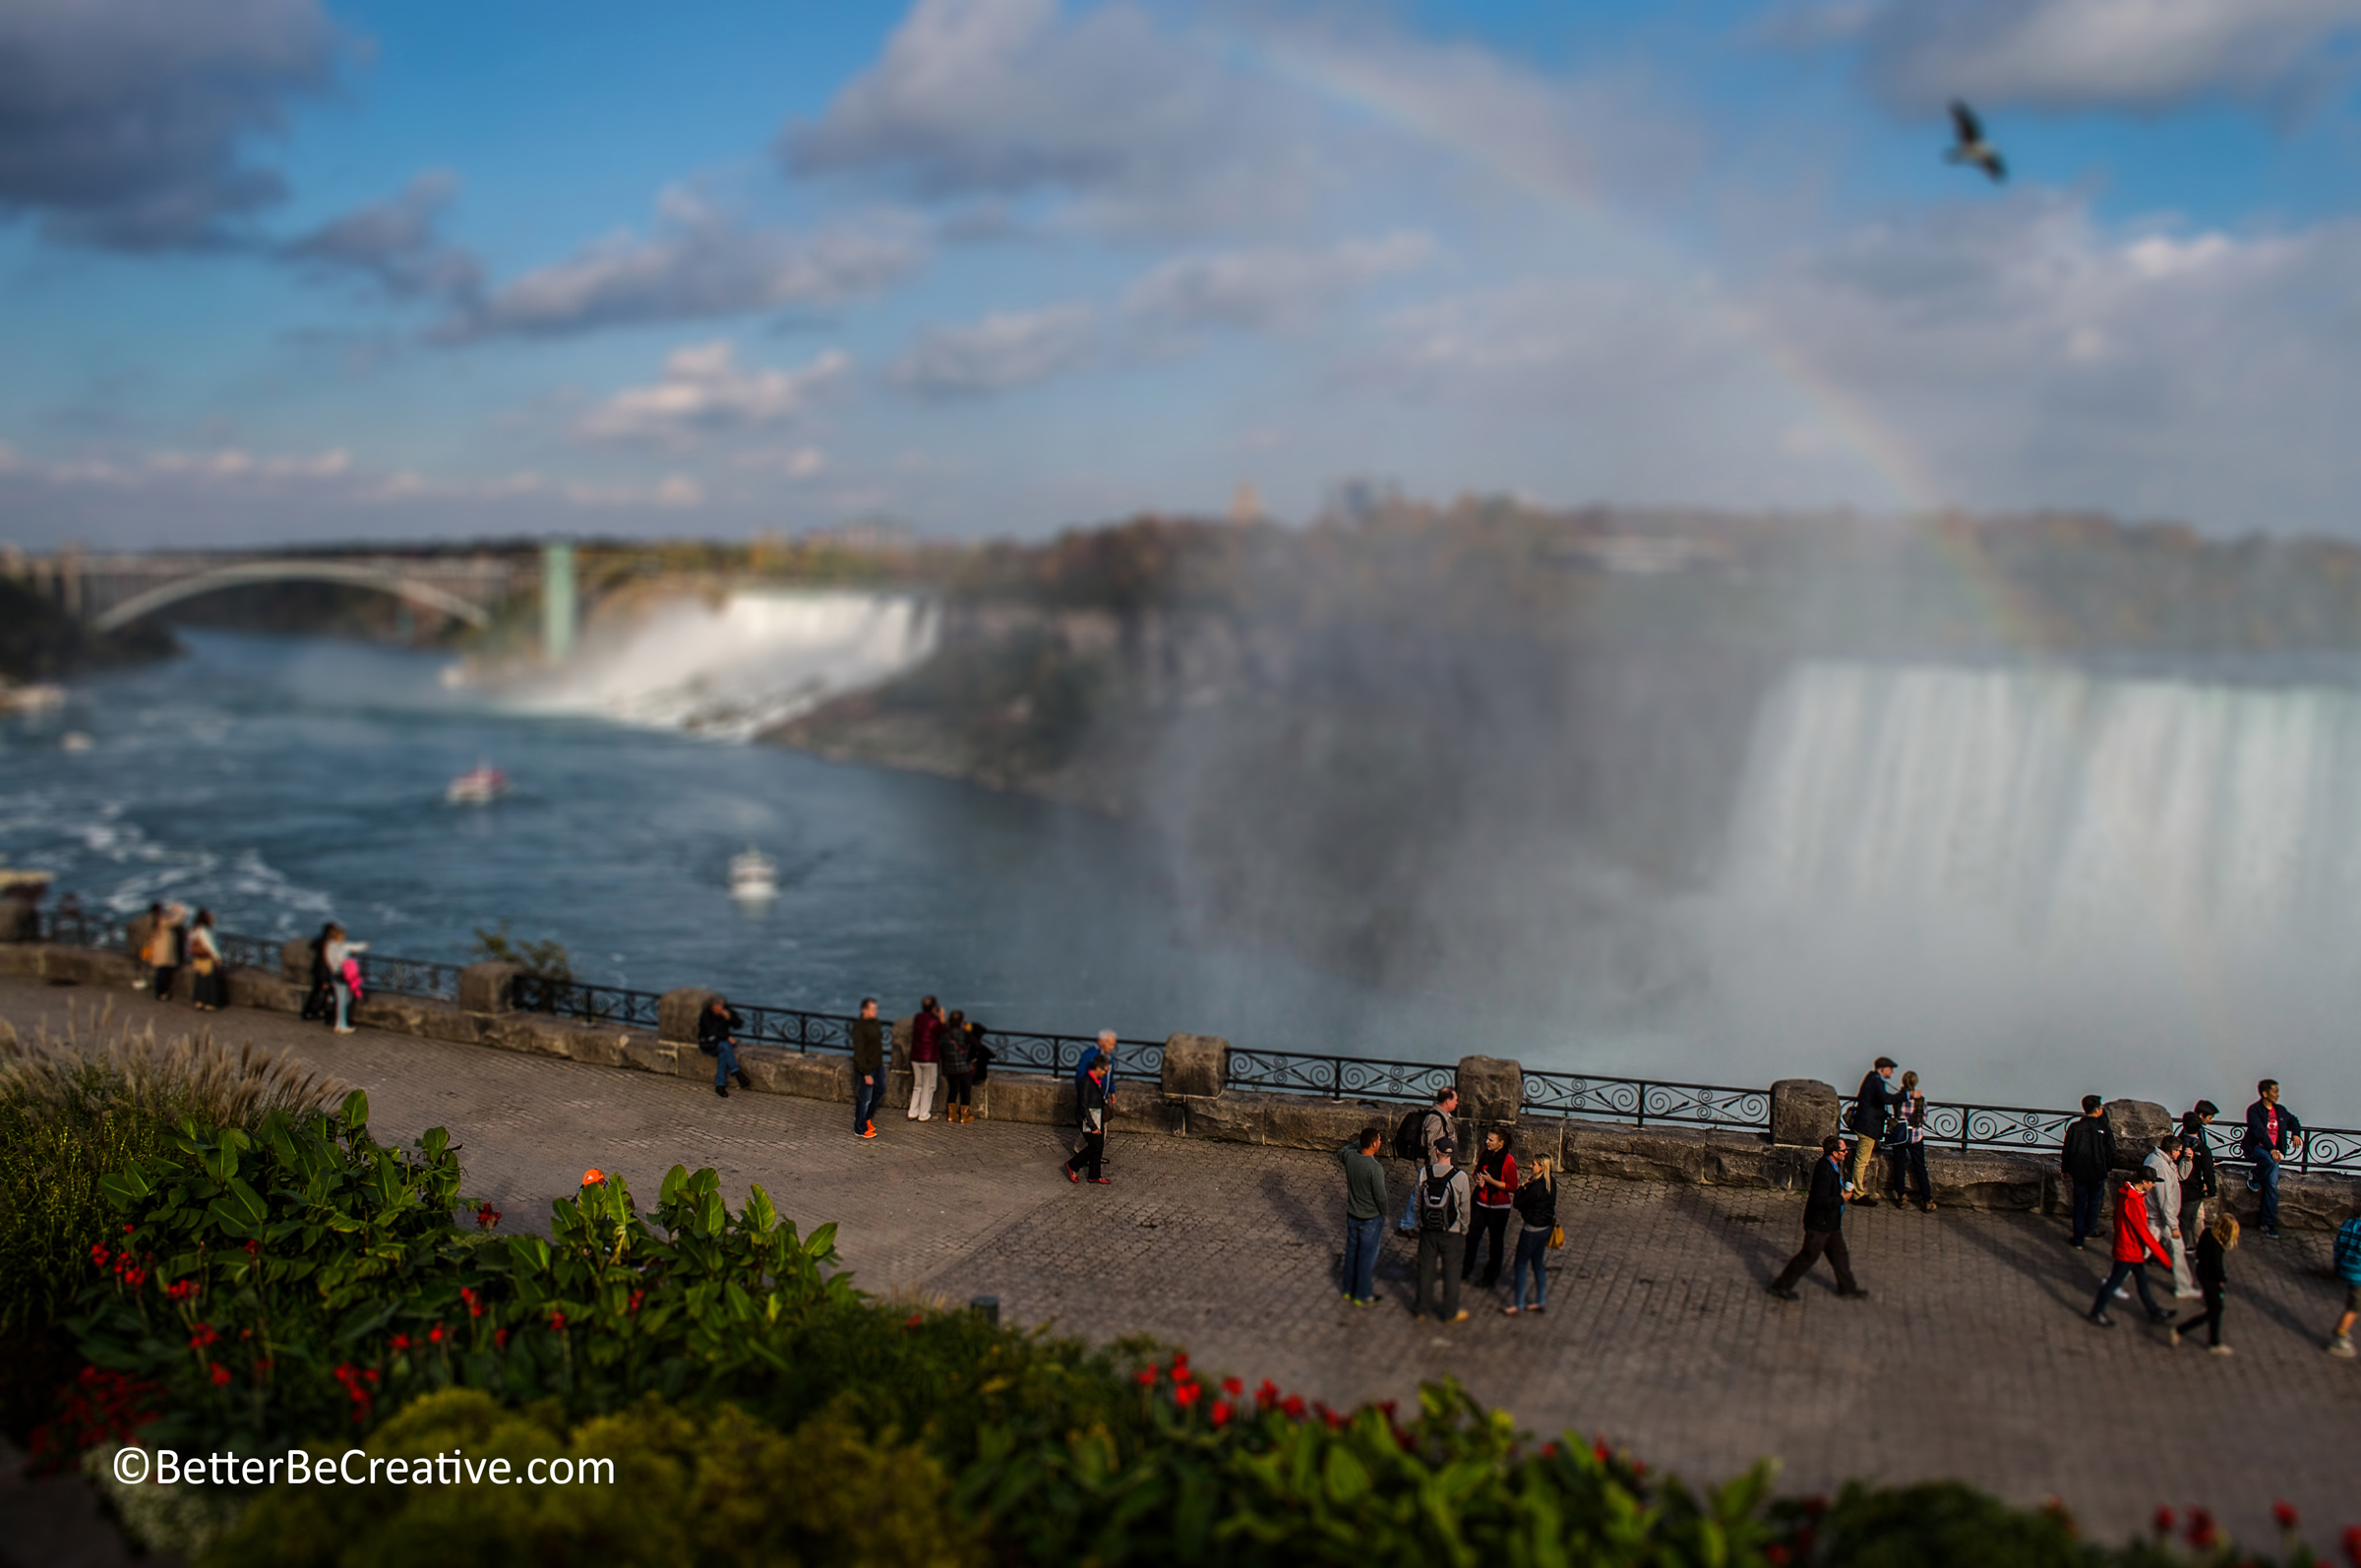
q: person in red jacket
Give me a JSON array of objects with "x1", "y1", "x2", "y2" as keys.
[{"x1": 2087, "y1": 1168, "x2": 2176, "y2": 1329}]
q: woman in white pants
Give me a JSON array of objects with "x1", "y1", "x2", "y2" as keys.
[{"x1": 906, "y1": 995, "x2": 943, "y2": 1120}]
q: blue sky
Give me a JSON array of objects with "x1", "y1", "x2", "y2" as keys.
[{"x1": 4, "y1": 0, "x2": 2360, "y2": 548}]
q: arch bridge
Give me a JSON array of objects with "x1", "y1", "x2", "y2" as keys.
[{"x1": 5, "y1": 550, "x2": 543, "y2": 637}]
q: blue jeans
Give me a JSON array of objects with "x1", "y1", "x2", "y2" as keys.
[
  {"x1": 1511, "y1": 1226, "x2": 1551, "y2": 1309},
  {"x1": 333, "y1": 980, "x2": 352, "y2": 1030},
  {"x1": 853, "y1": 1074, "x2": 884, "y2": 1131},
  {"x1": 2253, "y1": 1153, "x2": 2280, "y2": 1229},
  {"x1": 1343, "y1": 1215, "x2": 1382, "y2": 1302},
  {"x1": 713, "y1": 1038, "x2": 740, "y2": 1089},
  {"x1": 2091, "y1": 1260, "x2": 2162, "y2": 1319},
  {"x1": 2070, "y1": 1178, "x2": 2106, "y2": 1243}
]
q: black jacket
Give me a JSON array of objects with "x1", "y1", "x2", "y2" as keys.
[
  {"x1": 2193, "y1": 1229, "x2": 2227, "y2": 1289},
  {"x1": 1077, "y1": 1074, "x2": 1108, "y2": 1134},
  {"x1": 1850, "y1": 1072, "x2": 1896, "y2": 1135},
  {"x1": 849, "y1": 1017, "x2": 883, "y2": 1077},
  {"x1": 2244, "y1": 1099, "x2": 2303, "y2": 1160},
  {"x1": 2180, "y1": 1117, "x2": 2217, "y2": 1197},
  {"x1": 1512, "y1": 1176, "x2": 1557, "y2": 1231},
  {"x1": 2061, "y1": 1115, "x2": 2114, "y2": 1182},
  {"x1": 696, "y1": 1005, "x2": 744, "y2": 1048},
  {"x1": 1803, "y1": 1158, "x2": 1847, "y2": 1233}
]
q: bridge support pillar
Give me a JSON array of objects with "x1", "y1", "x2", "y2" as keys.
[{"x1": 542, "y1": 540, "x2": 576, "y2": 660}]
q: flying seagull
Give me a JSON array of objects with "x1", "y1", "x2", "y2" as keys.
[{"x1": 1945, "y1": 99, "x2": 2006, "y2": 183}]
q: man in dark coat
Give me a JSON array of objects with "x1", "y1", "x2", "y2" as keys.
[
  {"x1": 1846, "y1": 1058, "x2": 1898, "y2": 1206},
  {"x1": 1769, "y1": 1135, "x2": 1868, "y2": 1300},
  {"x1": 2061, "y1": 1095, "x2": 2115, "y2": 1248},
  {"x1": 2243, "y1": 1079, "x2": 2303, "y2": 1238},
  {"x1": 850, "y1": 997, "x2": 884, "y2": 1139}
]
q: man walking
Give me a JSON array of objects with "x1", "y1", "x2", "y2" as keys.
[
  {"x1": 2326, "y1": 1207, "x2": 2361, "y2": 1357},
  {"x1": 700, "y1": 995, "x2": 751, "y2": 1099},
  {"x1": 1411, "y1": 1136, "x2": 1472, "y2": 1323},
  {"x1": 2088, "y1": 1167, "x2": 2176, "y2": 1329},
  {"x1": 2243, "y1": 1079, "x2": 2303, "y2": 1238},
  {"x1": 1769, "y1": 1135, "x2": 1869, "y2": 1300},
  {"x1": 1338, "y1": 1127, "x2": 1388, "y2": 1306},
  {"x1": 1398, "y1": 1087, "x2": 1457, "y2": 1236},
  {"x1": 850, "y1": 997, "x2": 884, "y2": 1139},
  {"x1": 1065, "y1": 1057, "x2": 1112, "y2": 1184},
  {"x1": 2061, "y1": 1095, "x2": 2115, "y2": 1248},
  {"x1": 1846, "y1": 1057, "x2": 1898, "y2": 1205}
]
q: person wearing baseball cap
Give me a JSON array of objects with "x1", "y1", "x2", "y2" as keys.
[{"x1": 1411, "y1": 1134, "x2": 1473, "y2": 1323}]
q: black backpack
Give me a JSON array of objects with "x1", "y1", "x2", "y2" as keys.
[
  {"x1": 1420, "y1": 1171, "x2": 1460, "y2": 1233},
  {"x1": 1392, "y1": 1110, "x2": 1427, "y2": 1163}
]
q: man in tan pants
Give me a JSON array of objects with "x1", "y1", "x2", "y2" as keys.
[{"x1": 1846, "y1": 1057, "x2": 1899, "y2": 1205}]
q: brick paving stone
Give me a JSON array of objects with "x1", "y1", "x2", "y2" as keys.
[{"x1": 7, "y1": 974, "x2": 2359, "y2": 1547}]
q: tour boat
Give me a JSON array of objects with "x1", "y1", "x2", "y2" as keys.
[
  {"x1": 729, "y1": 846, "x2": 779, "y2": 901},
  {"x1": 446, "y1": 764, "x2": 509, "y2": 805}
]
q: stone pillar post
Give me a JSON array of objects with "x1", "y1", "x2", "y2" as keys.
[
  {"x1": 1454, "y1": 1055, "x2": 1523, "y2": 1131},
  {"x1": 1770, "y1": 1080, "x2": 1841, "y2": 1146},
  {"x1": 279, "y1": 937, "x2": 314, "y2": 986},
  {"x1": 658, "y1": 988, "x2": 721, "y2": 1045},
  {"x1": 1161, "y1": 1034, "x2": 1231, "y2": 1099},
  {"x1": 2104, "y1": 1099, "x2": 2173, "y2": 1169},
  {"x1": 459, "y1": 962, "x2": 521, "y2": 1014}
]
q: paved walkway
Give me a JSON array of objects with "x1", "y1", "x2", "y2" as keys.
[{"x1": 7, "y1": 974, "x2": 2359, "y2": 1548}]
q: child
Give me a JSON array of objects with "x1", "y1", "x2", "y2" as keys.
[{"x1": 2173, "y1": 1212, "x2": 2238, "y2": 1355}]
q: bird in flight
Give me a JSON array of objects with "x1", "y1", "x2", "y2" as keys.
[{"x1": 1944, "y1": 100, "x2": 2007, "y2": 183}]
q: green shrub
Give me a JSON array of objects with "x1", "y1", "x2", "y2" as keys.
[{"x1": 201, "y1": 1389, "x2": 981, "y2": 1568}]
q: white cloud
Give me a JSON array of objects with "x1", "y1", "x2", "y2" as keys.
[
  {"x1": 281, "y1": 171, "x2": 482, "y2": 304},
  {"x1": 781, "y1": 0, "x2": 1323, "y2": 233},
  {"x1": 1123, "y1": 233, "x2": 1435, "y2": 332},
  {"x1": 890, "y1": 303, "x2": 1099, "y2": 397},
  {"x1": 440, "y1": 190, "x2": 920, "y2": 341},
  {"x1": 1817, "y1": 0, "x2": 2361, "y2": 115},
  {"x1": 575, "y1": 341, "x2": 851, "y2": 447}
]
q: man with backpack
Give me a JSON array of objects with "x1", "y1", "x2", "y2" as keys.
[
  {"x1": 1411, "y1": 1136, "x2": 1473, "y2": 1323},
  {"x1": 2061, "y1": 1095, "x2": 2115, "y2": 1249},
  {"x1": 1395, "y1": 1087, "x2": 1458, "y2": 1236},
  {"x1": 2328, "y1": 1209, "x2": 2361, "y2": 1357}
]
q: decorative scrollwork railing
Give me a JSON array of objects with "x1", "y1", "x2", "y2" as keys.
[
  {"x1": 1226, "y1": 1050, "x2": 1457, "y2": 1106},
  {"x1": 985, "y1": 1031, "x2": 1165, "y2": 1082},
  {"x1": 1521, "y1": 1072, "x2": 1771, "y2": 1132},
  {"x1": 512, "y1": 975, "x2": 663, "y2": 1031},
  {"x1": 734, "y1": 1003, "x2": 858, "y2": 1054},
  {"x1": 358, "y1": 953, "x2": 461, "y2": 1003}
]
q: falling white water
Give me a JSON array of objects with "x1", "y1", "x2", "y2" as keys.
[
  {"x1": 1694, "y1": 659, "x2": 2361, "y2": 1114},
  {"x1": 489, "y1": 589, "x2": 938, "y2": 740}
]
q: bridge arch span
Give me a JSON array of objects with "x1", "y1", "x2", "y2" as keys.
[{"x1": 91, "y1": 562, "x2": 494, "y2": 633}]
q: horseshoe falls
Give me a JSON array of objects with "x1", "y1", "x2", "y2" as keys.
[{"x1": 1696, "y1": 659, "x2": 2361, "y2": 1115}]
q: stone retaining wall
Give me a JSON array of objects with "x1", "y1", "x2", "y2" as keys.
[{"x1": 6, "y1": 938, "x2": 2354, "y2": 1230}]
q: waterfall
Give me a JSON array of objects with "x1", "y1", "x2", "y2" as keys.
[
  {"x1": 492, "y1": 589, "x2": 938, "y2": 741},
  {"x1": 1698, "y1": 659, "x2": 2361, "y2": 1113}
]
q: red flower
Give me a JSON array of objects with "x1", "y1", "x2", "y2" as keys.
[
  {"x1": 548, "y1": 1310, "x2": 567, "y2": 1333},
  {"x1": 1282, "y1": 1394, "x2": 1305, "y2": 1419},
  {"x1": 428, "y1": 1323, "x2": 445, "y2": 1344},
  {"x1": 2154, "y1": 1508, "x2": 2176, "y2": 1536},
  {"x1": 905, "y1": 1313, "x2": 923, "y2": 1328},
  {"x1": 389, "y1": 1334, "x2": 411, "y2": 1353},
  {"x1": 123, "y1": 1224, "x2": 135, "y2": 1235},
  {"x1": 2274, "y1": 1500, "x2": 2300, "y2": 1532},
  {"x1": 120, "y1": 1266, "x2": 148, "y2": 1290},
  {"x1": 495, "y1": 1328, "x2": 510, "y2": 1350},
  {"x1": 1171, "y1": 1354, "x2": 1189, "y2": 1377},
  {"x1": 460, "y1": 1286, "x2": 483, "y2": 1318},
  {"x1": 1210, "y1": 1400, "x2": 1232, "y2": 1428},
  {"x1": 89, "y1": 1244, "x2": 110, "y2": 1268},
  {"x1": 2342, "y1": 1524, "x2": 2361, "y2": 1567},
  {"x1": 361, "y1": 1368, "x2": 378, "y2": 1384},
  {"x1": 1136, "y1": 1367, "x2": 1159, "y2": 1387},
  {"x1": 1320, "y1": 1407, "x2": 1345, "y2": 1431},
  {"x1": 165, "y1": 1280, "x2": 197, "y2": 1302},
  {"x1": 188, "y1": 1323, "x2": 219, "y2": 1351},
  {"x1": 243, "y1": 1239, "x2": 260, "y2": 1256},
  {"x1": 475, "y1": 1203, "x2": 502, "y2": 1230},
  {"x1": 210, "y1": 1363, "x2": 231, "y2": 1388},
  {"x1": 1256, "y1": 1379, "x2": 1280, "y2": 1408},
  {"x1": 1541, "y1": 1442, "x2": 1557, "y2": 1459},
  {"x1": 2187, "y1": 1508, "x2": 2218, "y2": 1549},
  {"x1": 1174, "y1": 1381, "x2": 1202, "y2": 1409},
  {"x1": 628, "y1": 1289, "x2": 644, "y2": 1314},
  {"x1": 1221, "y1": 1376, "x2": 1242, "y2": 1398},
  {"x1": 1595, "y1": 1441, "x2": 1612, "y2": 1465}
]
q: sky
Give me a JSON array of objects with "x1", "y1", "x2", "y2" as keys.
[{"x1": 3, "y1": 0, "x2": 2360, "y2": 549}]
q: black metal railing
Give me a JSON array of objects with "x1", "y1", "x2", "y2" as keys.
[
  {"x1": 512, "y1": 974, "x2": 663, "y2": 1031},
  {"x1": 1840, "y1": 1095, "x2": 2361, "y2": 1176},
  {"x1": 1228, "y1": 1049, "x2": 1457, "y2": 1106},
  {"x1": 359, "y1": 953, "x2": 461, "y2": 1004},
  {"x1": 734, "y1": 1002, "x2": 860, "y2": 1055},
  {"x1": 1522, "y1": 1072, "x2": 1771, "y2": 1132},
  {"x1": 986, "y1": 1030, "x2": 1165, "y2": 1081}
]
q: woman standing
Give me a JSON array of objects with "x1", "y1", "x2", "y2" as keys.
[
  {"x1": 1462, "y1": 1129, "x2": 1518, "y2": 1290},
  {"x1": 1886, "y1": 1071, "x2": 1934, "y2": 1212},
  {"x1": 906, "y1": 995, "x2": 942, "y2": 1121},
  {"x1": 146, "y1": 903, "x2": 186, "y2": 1002},
  {"x1": 302, "y1": 922, "x2": 334, "y2": 1022},
  {"x1": 2173, "y1": 1212, "x2": 2238, "y2": 1356},
  {"x1": 323, "y1": 923, "x2": 368, "y2": 1035},
  {"x1": 1505, "y1": 1154, "x2": 1558, "y2": 1315},
  {"x1": 187, "y1": 909, "x2": 227, "y2": 1011},
  {"x1": 940, "y1": 1008, "x2": 977, "y2": 1123}
]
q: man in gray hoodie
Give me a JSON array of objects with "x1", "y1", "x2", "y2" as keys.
[{"x1": 1411, "y1": 1136, "x2": 1473, "y2": 1324}]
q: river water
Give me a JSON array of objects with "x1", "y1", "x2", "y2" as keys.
[{"x1": 0, "y1": 630, "x2": 1483, "y2": 1058}]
